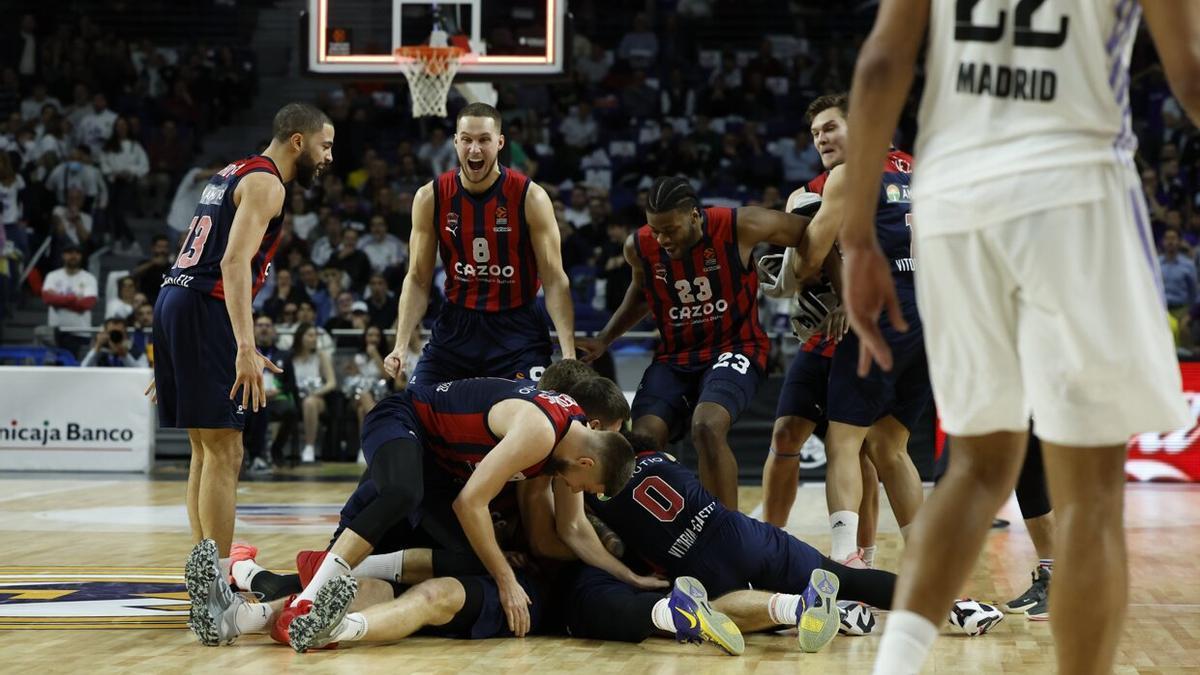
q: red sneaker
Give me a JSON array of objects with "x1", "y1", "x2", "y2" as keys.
[
  {"x1": 271, "y1": 595, "x2": 307, "y2": 645},
  {"x1": 295, "y1": 550, "x2": 328, "y2": 587}
]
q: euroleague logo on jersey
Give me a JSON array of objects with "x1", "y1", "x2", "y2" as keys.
[
  {"x1": 445, "y1": 212, "x2": 460, "y2": 236},
  {"x1": 702, "y1": 247, "x2": 720, "y2": 272},
  {"x1": 494, "y1": 206, "x2": 510, "y2": 231}
]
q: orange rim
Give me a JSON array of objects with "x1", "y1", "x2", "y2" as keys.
[{"x1": 394, "y1": 46, "x2": 466, "y2": 75}]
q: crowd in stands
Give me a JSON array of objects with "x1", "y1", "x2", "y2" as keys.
[{"x1": 2, "y1": 1, "x2": 1198, "y2": 468}]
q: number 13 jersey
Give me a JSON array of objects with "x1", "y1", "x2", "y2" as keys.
[
  {"x1": 917, "y1": 0, "x2": 1140, "y2": 201},
  {"x1": 635, "y1": 207, "x2": 768, "y2": 371},
  {"x1": 433, "y1": 165, "x2": 541, "y2": 311}
]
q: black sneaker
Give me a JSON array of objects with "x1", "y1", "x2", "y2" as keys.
[{"x1": 1003, "y1": 566, "x2": 1050, "y2": 614}]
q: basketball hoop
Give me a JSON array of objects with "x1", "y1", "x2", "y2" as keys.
[{"x1": 395, "y1": 46, "x2": 467, "y2": 118}]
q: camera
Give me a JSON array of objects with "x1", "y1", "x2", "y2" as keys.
[{"x1": 109, "y1": 329, "x2": 125, "y2": 344}]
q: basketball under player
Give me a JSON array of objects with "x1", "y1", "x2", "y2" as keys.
[
  {"x1": 152, "y1": 102, "x2": 332, "y2": 637},
  {"x1": 839, "y1": 2, "x2": 1197, "y2": 673},
  {"x1": 384, "y1": 102, "x2": 575, "y2": 386},
  {"x1": 578, "y1": 176, "x2": 811, "y2": 509}
]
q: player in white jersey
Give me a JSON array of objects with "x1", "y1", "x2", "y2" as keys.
[{"x1": 836, "y1": 2, "x2": 1200, "y2": 674}]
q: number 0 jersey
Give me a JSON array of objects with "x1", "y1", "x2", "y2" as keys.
[
  {"x1": 917, "y1": 0, "x2": 1141, "y2": 204},
  {"x1": 161, "y1": 155, "x2": 285, "y2": 300},
  {"x1": 432, "y1": 166, "x2": 542, "y2": 311},
  {"x1": 635, "y1": 207, "x2": 769, "y2": 371}
]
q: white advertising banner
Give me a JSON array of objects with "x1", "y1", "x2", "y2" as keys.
[{"x1": 0, "y1": 367, "x2": 155, "y2": 472}]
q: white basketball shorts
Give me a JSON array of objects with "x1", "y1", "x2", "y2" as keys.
[{"x1": 913, "y1": 163, "x2": 1189, "y2": 446}]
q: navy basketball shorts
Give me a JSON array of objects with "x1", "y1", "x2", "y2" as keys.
[
  {"x1": 421, "y1": 570, "x2": 550, "y2": 639},
  {"x1": 564, "y1": 564, "x2": 660, "y2": 643},
  {"x1": 410, "y1": 302, "x2": 553, "y2": 385},
  {"x1": 631, "y1": 355, "x2": 765, "y2": 440},
  {"x1": 775, "y1": 347, "x2": 833, "y2": 422},
  {"x1": 152, "y1": 285, "x2": 243, "y2": 429},
  {"x1": 828, "y1": 289, "x2": 932, "y2": 431},
  {"x1": 680, "y1": 514, "x2": 825, "y2": 597}
]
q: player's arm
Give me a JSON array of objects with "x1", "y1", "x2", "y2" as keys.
[
  {"x1": 1141, "y1": 1, "x2": 1200, "y2": 123},
  {"x1": 223, "y1": 172, "x2": 286, "y2": 410},
  {"x1": 579, "y1": 234, "x2": 650, "y2": 363},
  {"x1": 515, "y1": 477, "x2": 576, "y2": 560},
  {"x1": 840, "y1": 0, "x2": 927, "y2": 374},
  {"x1": 385, "y1": 182, "x2": 437, "y2": 380},
  {"x1": 452, "y1": 403, "x2": 558, "y2": 636},
  {"x1": 791, "y1": 167, "x2": 846, "y2": 284},
  {"x1": 525, "y1": 182, "x2": 576, "y2": 359},
  {"x1": 734, "y1": 205, "x2": 810, "y2": 253},
  {"x1": 551, "y1": 477, "x2": 668, "y2": 590}
]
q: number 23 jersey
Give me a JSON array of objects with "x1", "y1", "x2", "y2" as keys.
[{"x1": 635, "y1": 207, "x2": 769, "y2": 372}]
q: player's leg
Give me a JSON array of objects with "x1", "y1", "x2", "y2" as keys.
[
  {"x1": 629, "y1": 362, "x2": 692, "y2": 451},
  {"x1": 300, "y1": 394, "x2": 325, "y2": 460},
  {"x1": 194, "y1": 427, "x2": 243, "y2": 557},
  {"x1": 823, "y1": 421, "x2": 870, "y2": 562},
  {"x1": 1004, "y1": 433, "x2": 1055, "y2": 617},
  {"x1": 763, "y1": 415, "x2": 817, "y2": 526},
  {"x1": 857, "y1": 453, "x2": 880, "y2": 566},
  {"x1": 1041, "y1": 443, "x2": 1126, "y2": 673},
  {"x1": 863, "y1": 416, "x2": 923, "y2": 535},
  {"x1": 691, "y1": 402, "x2": 737, "y2": 509},
  {"x1": 340, "y1": 577, "x2": 467, "y2": 644},
  {"x1": 185, "y1": 429, "x2": 205, "y2": 543}
]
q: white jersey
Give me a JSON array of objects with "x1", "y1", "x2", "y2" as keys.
[{"x1": 915, "y1": 0, "x2": 1141, "y2": 217}]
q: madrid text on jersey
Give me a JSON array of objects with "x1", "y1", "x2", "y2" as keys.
[{"x1": 956, "y1": 61, "x2": 1057, "y2": 102}]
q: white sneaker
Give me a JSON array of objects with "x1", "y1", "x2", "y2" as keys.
[{"x1": 301, "y1": 445, "x2": 316, "y2": 463}]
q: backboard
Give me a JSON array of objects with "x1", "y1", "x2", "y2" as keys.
[{"x1": 306, "y1": 0, "x2": 569, "y2": 79}]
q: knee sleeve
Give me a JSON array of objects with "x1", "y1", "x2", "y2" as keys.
[
  {"x1": 1014, "y1": 435, "x2": 1052, "y2": 520},
  {"x1": 348, "y1": 439, "x2": 424, "y2": 546}
]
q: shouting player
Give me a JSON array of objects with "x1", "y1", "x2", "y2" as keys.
[
  {"x1": 579, "y1": 176, "x2": 810, "y2": 509},
  {"x1": 156, "y1": 103, "x2": 332, "y2": 579},
  {"x1": 385, "y1": 102, "x2": 575, "y2": 385},
  {"x1": 841, "y1": 2, "x2": 1198, "y2": 673}
]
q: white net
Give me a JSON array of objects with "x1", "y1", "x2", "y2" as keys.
[{"x1": 396, "y1": 47, "x2": 464, "y2": 118}]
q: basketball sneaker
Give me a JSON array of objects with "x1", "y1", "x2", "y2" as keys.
[
  {"x1": 797, "y1": 569, "x2": 840, "y2": 653},
  {"x1": 668, "y1": 576, "x2": 745, "y2": 656},
  {"x1": 837, "y1": 550, "x2": 869, "y2": 570},
  {"x1": 227, "y1": 542, "x2": 258, "y2": 586},
  {"x1": 296, "y1": 549, "x2": 328, "y2": 586},
  {"x1": 948, "y1": 599, "x2": 1004, "y2": 636},
  {"x1": 1003, "y1": 566, "x2": 1050, "y2": 614},
  {"x1": 286, "y1": 575, "x2": 358, "y2": 653},
  {"x1": 185, "y1": 539, "x2": 248, "y2": 646},
  {"x1": 836, "y1": 600, "x2": 876, "y2": 636},
  {"x1": 1025, "y1": 595, "x2": 1049, "y2": 621}
]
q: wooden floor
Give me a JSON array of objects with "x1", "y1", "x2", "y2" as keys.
[{"x1": 1, "y1": 468, "x2": 1197, "y2": 673}]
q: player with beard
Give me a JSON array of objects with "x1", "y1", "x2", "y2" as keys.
[
  {"x1": 384, "y1": 102, "x2": 575, "y2": 386},
  {"x1": 155, "y1": 102, "x2": 334, "y2": 643}
]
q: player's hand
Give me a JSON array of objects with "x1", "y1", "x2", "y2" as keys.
[
  {"x1": 498, "y1": 576, "x2": 532, "y2": 637},
  {"x1": 230, "y1": 347, "x2": 284, "y2": 412},
  {"x1": 628, "y1": 573, "x2": 669, "y2": 591},
  {"x1": 576, "y1": 336, "x2": 609, "y2": 363},
  {"x1": 842, "y1": 246, "x2": 908, "y2": 376},
  {"x1": 820, "y1": 305, "x2": 850, "y2": 343},
  {"x1": 143, "y1": 378, "x2": 157, "y2": 404},
  {"x1": 383, "y1": 345, "x2": 407, "y2": 381}
]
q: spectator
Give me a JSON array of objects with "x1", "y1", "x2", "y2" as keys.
[
  {"x1": 0, "y1": 69, "x2": 18, "y2": 119},
  {"x1": 576, "y1": 42, "x2": 612, "y2": 86},
  {"x1": 81, "y1": 316, "x2": 143, "y2": 367},
  {"x1": 324, "y1": 291, "x2": 358, "y2": 345},
  {"x1": 363, "y1": 272, "x2": 397, "y2": 330},
  {"x1": 41, "y1": 243, "x2": 97, "y2": 355},
  {"x1": 167, "y1": 159, "x2": 225, "y2": 235},
  {"x1": 621, "y1": 70, "x2": 658, "y2": 119},
  {"x1": 417, "y1": 126, "x2": 456, "y2": 176},
  {"x1": 310, "y1": 214, "x2": 343, "y2": 267},
  {"x1": 342, "y1": 324, "x2": 390, "y2": 439},
  {"x1": 690, "y1": 115, "x2": 723, "y2": 173},
  {"x1": 290, "y1": 321, "x2": 336, "y2": 464},
  {"x1": 332, "y1": 227, "x2": 372, "y2": 290},
  {"x1": 779, "y1": 129, "x2": 824, "y2": 184},
  {"x1": 746, "y1": 38, "x2": 786, "y2": 79},
  {"x1": 129, "y1": 300, "x2": 154, "y2": 364},
  {"x1": 660, "y1": 68, "x2": 696, "y2": 117},
  {"x1": 10, "y1": 15, "x2": 38, "y2": 82},
  {"x1": 0, "y1": 153, "x2": 26, "y2": 256},
  {"x1": 599, "y1": 221, "x2": 632, "y2": 313},
  {"x1": 1161, "y1": 226, "x2": 1196, "y2": 346},
  {"x1": 75, "y1": 92, "x2": 117, "y2": 157},
  {"x1": 564, "y1": 189, "x2": 592, "y2": 229},
  {"x1": 20, "y1": 82, "x2": 60, "y2": 122},
  {"x1": 279, "y1": 300, "x2": 336, "y2": 354},
  {"x1": 31, "y1": 112, "x2": 70, "y2": 166},
  {"x1": 701, "y1": 80, "x2": 736, "y2": 118},
  {"x1": 144, "y1": 120, "x2": 190, "y2": 218},
  {"x1": 262, "y1": 267, "x2": 309, "y2": 321},
  {"x1": 383, "y1": 190, "x2": 413, "y2": 242},
  {"x1": 62, "y1": 83, "x2": 92, "y2": 130},
  {"x1": 100, "y1": 116, "x2": 150, "y2": 251},
  {"x1": 130, "y1": 234, "x2": 172, "y2": 305},
  {"x1": 296, "y1": 261, "x2": 331, "y2": 323},
  {"x1": 358, "y1": 214, "x2": 403, "y2": 274},
  {"x1": 276, "y1": 301, "x2": 299, "y2": 343},
  {"x1": 290, "y1": 191, "x2": 320, "y2": 241},
  {"x1": 243, "y1": 314, "x2": 299, "y2": 472},
  {"x1": 504, "y1": 122, "x2": 538, "y2": 177},
  {"x1": 106, "y1": 275, "x2": 138, "y2": 319},
  {"x1": 559, "y1": 215, "x2": 595, "y2": 272},
  {"x1": 345, "y1": 148, "x2": 378, "y2": 194},
  {"x1": 617, "y1": 13, "x2": 659, "y2": 70},
  {"x1": 394, "y1": 154, "x2": 424, "y2": 196},
  {"x1": 272, "y1": 216, "x2": 309, "y2": 272},
  {"x1": 45, "y1": 145, "x2": 108, "y2": 211},
  {"x1": 559, "y1": 102, "x2": 599, "y2": 150}
]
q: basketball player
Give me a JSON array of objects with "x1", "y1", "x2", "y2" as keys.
[
  {"x1": 578, "y1": 176, "x2": 811, "y2": 509},
  {"x1": 153, "y1": 102, "x2": 331, "y2": 610},
  {"x1": 839, "y1": 2, "x2": 1198, "y2": 673},
  {"x1": 384, "y1": 102, "x2": 574, "y2": 386}
]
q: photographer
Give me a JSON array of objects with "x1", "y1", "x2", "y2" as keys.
[
  {"x1": 80, "y1": 316, "x2": 144, "y2": 367},
  {"x1": 243, "y1": 314, "x2": 300, "y2": 473}
]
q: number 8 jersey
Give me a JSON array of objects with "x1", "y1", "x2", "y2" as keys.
[
  {"x1": 433, "y1": 165, "x2": 541, "y2": 311},
  {"x1": 636, "y1": 207, "x2": 769, "y2": 371},
  {"x1": 162, "y1": 155, "x2": 285, "y2": 300}
]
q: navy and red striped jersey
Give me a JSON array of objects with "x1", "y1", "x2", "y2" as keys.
[
  {"x1": 161, "y1": 155, "x2": 285, "y2": 300},
  {"x1": 587, "y1": 451, "x2": 731, "y2": 569},
  {"x1": 877, "y1": 150, "x2": 915, "y2": 286},
  {"x1": 433, "y1": 166, "x2": 541, "y2": 311},
  {"x1": 635, "y1": 207, "x2": 769, "y2": 371},
  {"x1": 408, "y1": 378, "x2": 586, "y2": 482}
]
